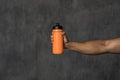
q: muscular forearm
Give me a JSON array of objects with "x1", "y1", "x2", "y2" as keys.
[{"x1": 65, "y1": 40, "x2": 108, "y2": 54}]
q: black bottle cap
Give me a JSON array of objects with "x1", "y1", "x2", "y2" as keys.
[{"x1": 52, "y1": 23, "x2": 63, "y2": 29}]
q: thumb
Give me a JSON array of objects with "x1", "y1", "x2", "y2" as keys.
[{"x1": 62, "y1": 32, "x2": 69, "y2": 43}]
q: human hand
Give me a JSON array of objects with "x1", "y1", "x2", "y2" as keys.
[{"x1": 50, "y1": 31, "x2": 69, "y2": 49}]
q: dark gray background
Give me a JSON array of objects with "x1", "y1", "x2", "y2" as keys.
[{"x1": 0, "y1": 0, "x2": 120, "y2": 80}]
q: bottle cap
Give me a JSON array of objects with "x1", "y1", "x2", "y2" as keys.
[{"x1": 52, "y1": 23, "x2": 63, "y2": 29}]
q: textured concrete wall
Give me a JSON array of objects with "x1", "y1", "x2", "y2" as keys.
[{"x1": 0, "y1": 0, "x2": 120, "y2": 80}]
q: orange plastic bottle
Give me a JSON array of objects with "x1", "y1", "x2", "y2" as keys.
[{"x1": 52, "y1": 23, "x2": 63, "y2": 55}]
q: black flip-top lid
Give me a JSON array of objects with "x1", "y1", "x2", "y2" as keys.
[{"x1": 52, "y1": 23, "x2": 63, "y2": 29}]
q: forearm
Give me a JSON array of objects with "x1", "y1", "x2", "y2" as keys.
[{"x1": 65, "y1": 40, "x2": 108, "y2": 54}]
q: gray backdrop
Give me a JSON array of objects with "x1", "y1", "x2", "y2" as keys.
[{"x1": 0, "y1": 0, "x2": 120, "y2": 80}]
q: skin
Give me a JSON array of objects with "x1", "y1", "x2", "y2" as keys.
[{"x1": 51, "y1": 32, "x2": 120, "y2": 55}]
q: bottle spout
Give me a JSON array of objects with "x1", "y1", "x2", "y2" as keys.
[{"x1": 52, "y1": 23, "x2": 63, "y2": 29}]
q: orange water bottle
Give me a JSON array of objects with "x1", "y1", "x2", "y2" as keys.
[{"x1": 52, "y1": 23, "x2": 64, "y2": 55}]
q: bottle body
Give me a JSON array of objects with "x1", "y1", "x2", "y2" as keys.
[{"x1": 52, "y1": 29, "x2": 63, "y2": 54}]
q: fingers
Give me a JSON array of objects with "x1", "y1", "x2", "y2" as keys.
[
  {"x1": 51, "y1": 31, "x2": 69, "y2": 44},
  {"x1": 50, "y1": 35, "x2": 53, "y2": 44}
]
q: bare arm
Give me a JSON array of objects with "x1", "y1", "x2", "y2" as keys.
[
  {"x1": 51, "y1": 32, "x2": 120, "y2": 55},
  {"x1": 65, "y1": 38, "x2": 120, "y2": 54}
]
